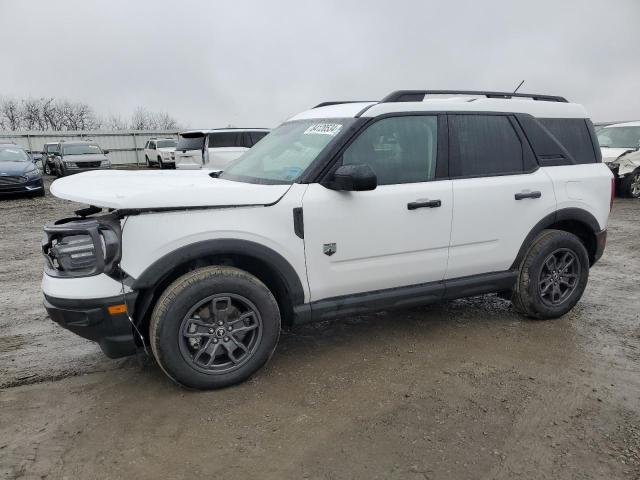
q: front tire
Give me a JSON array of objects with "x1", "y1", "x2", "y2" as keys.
[
  {"x1": 149, "y1": 266, "x2": 281, "y2": 389},
  {"x1": 43, "y1": 161, "x2": 52, "y2": 175},
  {"x1": 512, "y1": 229, "x2": 589, "y2": 320},
  {"x1": 620, "y1": 169, "x2": 640, "y2": 198},
  {"x1": 158, "y1": 158, "x2": 164, "y2": 169}
]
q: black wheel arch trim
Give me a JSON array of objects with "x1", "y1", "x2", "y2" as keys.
[
  {"x1": 130, "y1": 238, "x2": 306, "y2": 308},
  {"x1": 510, "y1": 207, "x2": 603, "y2": 270}
]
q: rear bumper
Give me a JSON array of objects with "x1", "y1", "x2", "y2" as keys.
[
  {"x1": 594, "y1": 229, "x2": 607, "y2": 264},
  {"x1": 44, "y1": 292, "x2": 138, "y2": 358}
]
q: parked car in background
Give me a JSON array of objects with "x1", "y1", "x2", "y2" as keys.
[
  {"x1": 143, "y1": 138, "x2": 177, "y2": 169},
  {"x1": 174, "y1": 128, "x2": 269, "y2": 170},
  {"x1": 0, "y1": 143, "x2": 44, "y2": 197},
  {"x1": 597, "y1": 121, "x2": 640, "y2": 197},
  {"x1": 51, "y1": 141, "x2": 111, "y2": 177},
  {"x1": 42, "y1": 142, "x2": 61, "y2": 175},
  {"x1": 42, "y1": 90, "x2": 612, "y2": 389}
]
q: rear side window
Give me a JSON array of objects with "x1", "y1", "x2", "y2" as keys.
[
  {"x1": 209, "y1": 132, "x2": 242, "y2": 148},
  {"x1": 343, "y1": 115, "x2": 438, "y2": 185},
  {"x1": 176, "y1": 135, "x2": 204, "y2": 151},
  {"x1": 539, "y1": 118, "x2": 597, "y2": 164},
  {"x1": 250, "y1": 131, "x2": 268, "y2": 145},
  {"x1": 449, "y1": 115, "x2": 523, "y2": 177}
]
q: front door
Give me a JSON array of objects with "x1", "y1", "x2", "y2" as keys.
[{"x1": 302, "y1": 115, "x2": 453, "y2": 302}]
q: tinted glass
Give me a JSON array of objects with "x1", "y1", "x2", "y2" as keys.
[
  {"x1": 540, "y1": 118, "x2": 596, "y2": 163},
  {"x1": 176, "y1": 135, "x2": 204, "y2": 151},
  {"x1": 250, "y1": 131, "x2": 268, "y2": 145},
  {"x1": 209, "y1": 132, "x2": 242, "y2": 148},
  {"x1": 343, "y1": 116, "x2": 438, "y2": 185},
  {"x1": 221, "y1": 119, "x2": 353, "y2": 184},
  {"x1": 156, "y1": 140, "x2": 176, "y2": 148},
  {"x1": 450, "y1": 115, "x2": 523, "y2": 177}
]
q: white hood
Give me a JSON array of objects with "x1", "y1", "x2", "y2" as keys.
[{"x1": 50, "y1": 170, "x2": 291, "y2": 209}]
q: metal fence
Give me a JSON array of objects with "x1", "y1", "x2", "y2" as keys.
[{"x1": 0, "y1": 130, "x2": 180, "y2": 165}]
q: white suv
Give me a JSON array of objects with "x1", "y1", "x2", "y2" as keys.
[
  {"x1": 174, "y1": 128, "x2": 269, "y2": 170},
  {"x1": 143, "y1": 138, "x2": 177, "y2": 169},
  {"x1": 42, "y1": 90, "x2": 613, "y2": 389},
  {"x1": 596, "y1": 121, "x2": 640, "y2": 198}
]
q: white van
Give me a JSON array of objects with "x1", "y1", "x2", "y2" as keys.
[{"x1": 174, "y1": 128, "x2": 269, "y2": 170}]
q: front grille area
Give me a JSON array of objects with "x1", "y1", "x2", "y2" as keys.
[
  {"x1": 76, "y1": 161, "x2": 102, "y2": 168},
  {"x1": 0, "y1": 176, "x2": 26, "y2": 186}
]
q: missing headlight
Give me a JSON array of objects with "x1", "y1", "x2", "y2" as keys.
[{"x1": 42, "y1": 215, "x2": 122, "y2": 278}]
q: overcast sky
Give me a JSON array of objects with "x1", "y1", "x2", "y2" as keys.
[{"x1": 1, "y1": 0, "x2": 638, "y2": 128}]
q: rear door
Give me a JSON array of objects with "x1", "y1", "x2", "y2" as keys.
[
  {"x1": 302, "y1": 114, "x2": 453, "y2": 301},
  {"x1": 445, "y1": 114, "x2": 556, "y2": 279}
]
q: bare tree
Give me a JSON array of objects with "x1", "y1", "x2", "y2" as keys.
[
  {"x1": 0, "y1": 97, "x2": 179, "y2": 132},
  {"x1": 1, "y1": 98, "x2": 22, "y2": 130}
]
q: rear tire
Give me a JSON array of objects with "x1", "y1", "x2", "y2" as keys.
[
  {"x1": 512, "y1": 229, "x2": 589, "y2": 320},
  {"x1": 620, "y1": 169, "x2": 640, "y2": 198},
  {"x1": 43, "y1": 161, "x2": 52, "y2": 175},
  {"x1": 149, "y1": 266, "x2": 281, "y2": 389}
]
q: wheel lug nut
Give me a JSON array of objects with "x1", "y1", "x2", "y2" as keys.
[
  {"x1": 224, "y1": 336, "x2": 229, "y2": 342},
  {"x1": 213, "y1": 338, "x2": 218, "y2": 343},
  {"x1": 227, "y1": 326, "x2": 232, "y2": 331},
  {"x1": 209, "y1": 328, "x2": 214, "y2": 334},
  {"x1": 218, "y1": 321, "x2": 224, "y2": 326}
]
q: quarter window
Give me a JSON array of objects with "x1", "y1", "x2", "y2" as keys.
[
  {"x1": 540, "y1": 118, "x2": 597, "y2": 164},
  {"x1": 450, "y1": 115, "x2": 523, "y2": 177},
  {"x1": 209, "y1": 132, "x2": 242, "y2": 148},
  {"x1": 342, "y1": 116, "x2": 438, "y2": 185}
]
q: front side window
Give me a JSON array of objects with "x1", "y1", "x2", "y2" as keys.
[
  {"x1": 450, "y1": 115, "x2": 523, "y2": 177},
  {"x1": 221, "y1": 119, "x2": 353, "y2": 184},
  {"x1": 342, "y1": 116, "x2": 438, "y2": 185},
  {"x1": 62, "y1": 144, "x2": 102, "y2": 155}
]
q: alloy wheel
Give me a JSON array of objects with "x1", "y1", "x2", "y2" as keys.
[
  {"x1": 538, "y1": 248, "x2": 580, "y2": 306},
  {"x1": 178, "y1": 293, "x2": 263, "y2": 374}
]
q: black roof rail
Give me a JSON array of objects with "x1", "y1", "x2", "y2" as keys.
[
  {"x1": 313, "y1": 101, "x2": 376, "y2": 109},
  {"x1": 381, "y1": 90, "x2": 568, "y2": 103}
]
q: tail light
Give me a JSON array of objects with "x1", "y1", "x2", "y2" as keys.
[{"x1": 610, "y1": 177, "x2": 615, "y2": 211}]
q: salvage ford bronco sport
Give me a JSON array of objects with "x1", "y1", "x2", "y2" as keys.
[{"x1": 42, "y1": 90, "x2": 613, "y2": 389}]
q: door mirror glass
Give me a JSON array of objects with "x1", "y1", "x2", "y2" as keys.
[{"x1": 327, "y1": 164, "x2": 377, "y2": 191}]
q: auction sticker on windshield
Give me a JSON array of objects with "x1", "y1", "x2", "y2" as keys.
[{"x1": 304, "y1": 123, "x2": 343, "y2": 136}]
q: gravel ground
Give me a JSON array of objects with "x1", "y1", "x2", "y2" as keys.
[{"x1": 1, "y1": 176, "x2": 639, "y2": 479}]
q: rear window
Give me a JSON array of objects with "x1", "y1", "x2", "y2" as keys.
[
  {"x1": 539, "y1": 118, "x2": 597, "y2": 164},
  {"x1": 208, "y1": 132, "x2": 242, "y2": 148},
  {"x1": 176, "y1": 135, "x2": 204, "y2": 151}
]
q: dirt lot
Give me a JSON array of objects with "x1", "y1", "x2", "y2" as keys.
[{"x1": 1, "y1": 176, "x2": 639, "y2": 479}]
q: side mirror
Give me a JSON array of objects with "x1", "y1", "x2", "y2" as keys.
[
  {"x1": 103, "y1": 150, "x2": 110, "y2": 154},
  {"x1": 326, "y1": 164, "x2": 377, "y2": 191}
]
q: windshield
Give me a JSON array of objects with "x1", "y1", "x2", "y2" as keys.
[
  {"x1": 177, "y1": 135, "x2": 204, "y2": 151},
  {"x1": 157, "y1": 140, "x2": 177, "y2": 148},
  {"x1": 221, "y1": 119, "x2": 353, "y2": 184},
  {"x1": 63, "y1": 144, "x2": 103, "y2": 155},
  {"x1": 0, "y1": 147, "x2": 29, "y2": 162},
  {"x1": 597, "y1": 126, "x2": 640, "y2": 149}
]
